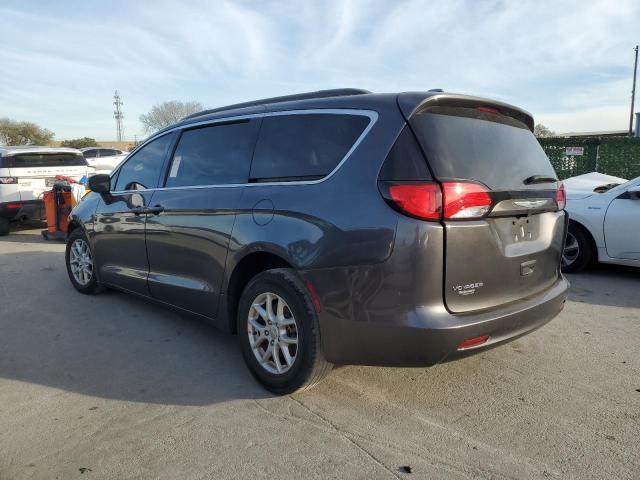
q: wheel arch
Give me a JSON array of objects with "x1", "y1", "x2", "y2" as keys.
[
  {"x1": 225, "y1": 250, "x2": 294, "y2": 334},
  {"x1": 67, "y1": 219, "x2": 82, "y2": 236},
  {"x1": 568, "y1": 218, "x2": 598, "y2": 262}
]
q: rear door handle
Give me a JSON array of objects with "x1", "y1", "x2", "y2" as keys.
[
  {"x1": 146, "y1": 205, "x2": 165, "y2": 215},
  {"x1": 130, "y1": 206, "x2": 146, "y2": 216}
]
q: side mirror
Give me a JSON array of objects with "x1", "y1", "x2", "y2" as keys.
[{"x1": 88, "y1": 174, "x2": 111, "y2": 193}]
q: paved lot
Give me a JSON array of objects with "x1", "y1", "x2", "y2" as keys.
[{"x1": 0, "y1": 225, "x2": 639, "y2": 480}]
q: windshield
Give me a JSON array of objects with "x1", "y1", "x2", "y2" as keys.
[
  {"x1": 410, "y1": 106, "x2": 557, "y2": 190},
  {"x1": 605, "y1": 175, "x2": 640, "y2": 194}
]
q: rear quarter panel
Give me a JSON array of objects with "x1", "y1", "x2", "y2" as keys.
[{"x1": 221, "y1": 106, "x2": 407, "y2": 325}]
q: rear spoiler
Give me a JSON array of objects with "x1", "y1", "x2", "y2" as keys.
[{"x1": 397, "y1": 92, "x2": 535, "y2": 132}]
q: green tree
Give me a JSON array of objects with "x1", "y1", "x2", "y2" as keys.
[
  {"x1": 534, "y1": 123, "x2": 556, "y2": 138},
  {"x1": 139, "y1": 100, "x2": 203, "y2": 133},
  {"x1": 0, "y1": 118, "x2": 54, "y2": 146},
  {"x1": 60, "y1": 137, "x2": 99, "y2": 149}
]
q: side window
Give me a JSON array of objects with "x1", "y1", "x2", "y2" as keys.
[
  {"x1": 378, "y1": 126, "x2": 432, "y2": 181},
  {"x1": 100, "y1": 149, "x2": 114, "y2": 156},
  {"x1": 114, "y1": 134, "x2": 172, "y2": 191},
  {"x1": 250, "y1": 114, "x2": 370, "y2": 182},
  {"x1": 83, "y1": 149, "x2": 97, "y2": 158},
  {"x1": 165, "y1": 120, "x2": 259, "y2": 188}
]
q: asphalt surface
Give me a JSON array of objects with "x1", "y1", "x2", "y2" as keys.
[{"x1": 1, "y1": 225, "x2": 639, "y2": 480}]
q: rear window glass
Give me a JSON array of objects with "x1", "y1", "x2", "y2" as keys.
[
  {"x1": 410, "y1": 107, "x2": 557, "y2": 190},
  {"x1": 378, "y1": 126, "x2": 432, "y2": 181},
  {"x1": 166, "y1": 120, "x2": 259, "y2": 187},
  {"x1": 250, "y1": 114, "x2": 369, "y2": 181},
  {"x1": 3, "y1": 153, "x2": 87, "y2": 168}
]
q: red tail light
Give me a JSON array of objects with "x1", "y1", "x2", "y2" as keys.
[
  {"x1": 6, "y1": 202, "x2": 22, "y2": 209},
  {"x1": 442, "y1": 182, "x2": 492, "y2": 219},
  {"x1": 387, "y1": 183, "x2": 442, "y2": 220},
  {"x1": 556, "y1": 181, "x2": 566, "y2": 210}
]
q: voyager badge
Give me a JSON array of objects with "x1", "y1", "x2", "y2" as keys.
[{"x1": 453, "y1": 282, "x2": 484, "y2": 296}]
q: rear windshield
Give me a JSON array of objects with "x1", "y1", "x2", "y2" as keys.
[
  {"x1": 410, "y1": 106, "x2": 557, "y2": 190},
  {"x1": 2, "y1": 153, "x2": 88, "y2": 168}
]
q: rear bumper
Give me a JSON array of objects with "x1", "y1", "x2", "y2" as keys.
[
  {"x1": 312, "y1": 274, "x2": 569, "y2": 367},
  {"x1": 0, "y1": 200, "x2": 44, "y2": 222}
]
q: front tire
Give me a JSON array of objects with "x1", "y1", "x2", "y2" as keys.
[
  {"x1": 65, "y1": 228, "x2": 102, "y2": 294},
  {"x1": 561, "y1": 224, "x2": 593, "y2": 273},
  {"x1": 237, "y1": 269, "x2": 332, "y2": 394}
]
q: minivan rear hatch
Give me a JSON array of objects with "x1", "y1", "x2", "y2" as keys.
[{"x1": 401, "y1": 94, "x2": 566, "y2": 313}]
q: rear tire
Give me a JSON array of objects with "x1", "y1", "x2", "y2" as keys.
[
  {"x1": 561, "y1": 223, "x2": 593, "y2": 273},
  {"x1": 0, "y1": 218, "x2": 9, "y2": 236},
  {"x1": 237, "y1": 268, "x2": 332, "y2": 394},
  {"x1": 65, "y1": 228, "x2": 103, "y2": 294}
]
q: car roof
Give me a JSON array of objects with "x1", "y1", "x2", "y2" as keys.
[
  {"x1": 0, "y1": 146, "x2": 83, "y2": 156},
  {"x1": 153, "y1": 89, "x2": 534, "y2": 137},
  {"x1": 79, "y1": 147, "x2": 120, "y2": 151},
  {"x1": 153, "y1": 90, "x2": 431, "y2": 137}
]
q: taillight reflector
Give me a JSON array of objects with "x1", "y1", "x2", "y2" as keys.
[
  {"x1": 305, "y1": 280, "x2": 322, "y2": 313},
  {"x1": 556, "y1": 182, "x2": 566, "y2": 210},
  {"x1": 457, "y1": 335, "x2": 490, "y2": 350},
  {"x1": 388, "y1": 183, "x2": 442, "y2": 220},
  {"x1": 6, "y1": 203, "x2": 22, "y2": 209},
  {"x1": 442, "y1": 182, "x2": 492, "y2": 219}
]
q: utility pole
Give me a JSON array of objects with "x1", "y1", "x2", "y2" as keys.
[
  {"x1": 113, "y1": 90, "x2": 124, "y2": 142},
  {"x1": 629, "y1": 45, "x2": 638, "y2": 137}
]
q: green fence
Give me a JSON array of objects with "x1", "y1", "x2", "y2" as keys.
[{"x1": 539, "y1": 137, "x2": 640, "y2": 180}]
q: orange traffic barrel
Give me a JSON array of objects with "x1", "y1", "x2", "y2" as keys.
[{"x1": 43, "y1": 187, "x2": 73, "y2": 236}]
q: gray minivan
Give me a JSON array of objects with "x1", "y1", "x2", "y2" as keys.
[{"x1": 65, "y1": 89, "x2": 569, "y2": 393}]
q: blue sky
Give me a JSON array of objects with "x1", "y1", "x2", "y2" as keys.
[{"x1": 1, "y1": 0, "x2": 639, "y2": 140}]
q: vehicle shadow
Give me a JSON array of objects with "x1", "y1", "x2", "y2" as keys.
[
  {"x1": 0, "y1": 244, "x2": 271, "y2": 406},
  {"x1": 4, "y1": 221, "x2": 51, "y2": 243},
  {"x1": 565, "y1": 263, "x2": 640, "y2": 308}
]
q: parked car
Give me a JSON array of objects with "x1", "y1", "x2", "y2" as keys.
[
  {"x1": 65, "y1": 89, "x2": 569, "y2": 393},
  {"x1": 563, "y1": 172, "x2": 640, "y2": 272},
  {"x1": 0, "y1": 146, "x2": 94, "y2": 236},
  {"x1": 80, "y1": 147, "x2": 128, "y2": 174}
]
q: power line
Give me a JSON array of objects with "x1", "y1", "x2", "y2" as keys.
[{"x1": 113, "y1": 90, "x2": 124, "y2": 142}]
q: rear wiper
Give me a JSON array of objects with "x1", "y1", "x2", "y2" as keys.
[{"x1": 523, "y1": 175, "x2": 558, "y2": 185}]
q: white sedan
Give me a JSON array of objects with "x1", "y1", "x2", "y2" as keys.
[
  {"x1": 563, "y1": 172, "x2": 640, "y2": 271},
  {"x1": 80, "y1": 147, "x2": 128, "y2": 174}
]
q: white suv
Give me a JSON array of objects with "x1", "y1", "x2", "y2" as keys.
[{"x1": 0, "y1": 146, "x2": 95, "y2": 235}]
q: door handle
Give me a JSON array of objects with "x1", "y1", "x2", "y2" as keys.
[
  {"x1": 146, "y1": 205, "x2": 165, "y2": 215},
  {"x1": 130, "y1": 206, "x2": 146, "y2": 216}
]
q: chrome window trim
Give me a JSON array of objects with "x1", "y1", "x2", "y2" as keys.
[{"x1": 109, "y1": 109, "x2": 378, "y2": 194}]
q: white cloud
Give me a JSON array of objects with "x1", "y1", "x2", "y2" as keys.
[
  {"x1": 0, "y1": 0, "x2": 638, "y2": 139},
  {"x1": 538, "y1": 105, "x2": 633, "y2": 134}
]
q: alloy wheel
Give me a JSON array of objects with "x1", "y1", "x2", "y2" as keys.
[
  {"x1": 562, "y1": 231, "x2": 580, "y2": 268},
  {"x1": 69, "y1": 238, "x2": 94, "y2": 286},
  {"x1": 247, "y1": 292, "x2": 299, "y2": 375}
]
